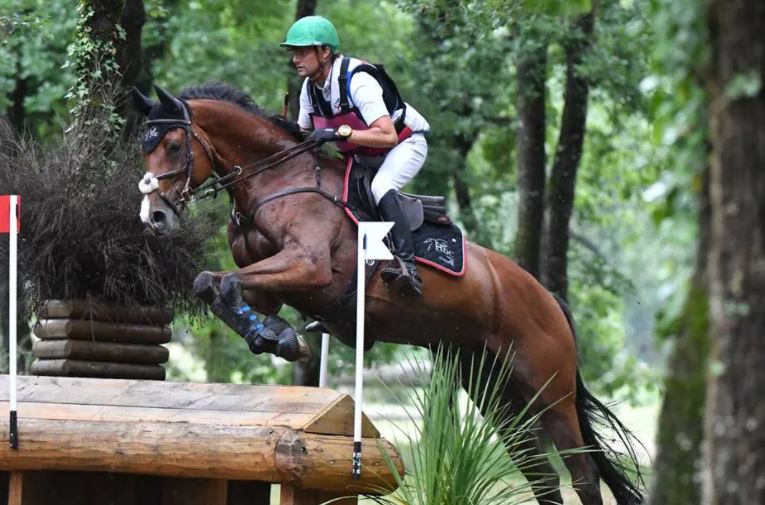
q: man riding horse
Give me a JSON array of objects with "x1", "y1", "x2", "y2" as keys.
[
  {"x1": 132, "y1": 17, "x2": 645, "y2": 503},
  {"x1": 283, "y1": 15, "x2": 430, "y2": 297}
]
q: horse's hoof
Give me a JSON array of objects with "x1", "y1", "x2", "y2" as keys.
[
  {"x1": 193, "y1": 271, "x2": 217, "y2": 304},
  {"x1": 277, "y1": 329, "x2": 312, "y2": 362}
]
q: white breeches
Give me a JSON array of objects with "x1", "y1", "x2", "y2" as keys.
[{"x1": 370, "y1": 133, "x2": 428, "y2": 204}]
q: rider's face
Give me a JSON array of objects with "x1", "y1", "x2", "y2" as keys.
[{"x1": 290, "y1": 46, "x2": 331, "y2": 80}]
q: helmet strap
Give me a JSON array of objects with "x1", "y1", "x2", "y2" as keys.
[{"x1": 309, "y1": 47, "x2": 334, "y2": 85}]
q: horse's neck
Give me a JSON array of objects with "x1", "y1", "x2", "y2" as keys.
[
  {"x1": 193, "y1": 101, "x2": 346, "y2": 207},
  {"x1": 197, "y1": 108, "x2": 290, "y2": 175}
]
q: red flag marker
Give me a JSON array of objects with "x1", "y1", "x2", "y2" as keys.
[{"x1": 0, "y1": 195, "x2": 21, "y2": 234}]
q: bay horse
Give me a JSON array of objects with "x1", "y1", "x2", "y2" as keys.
[{"x1": 133, "y1": 83, "x2": 643, "y2": 505}]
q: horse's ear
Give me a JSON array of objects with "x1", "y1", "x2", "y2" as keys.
[
  {"x1": 154, "y1": 85, "x2": 182, "y2": 114},
  {"x1": 131, "y1": 87, "x2": 154, "y2": 116}
]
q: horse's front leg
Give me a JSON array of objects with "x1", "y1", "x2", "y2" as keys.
[
  {"x1": 212, "y1": 243, "x2": 332, "y2": 359},
  {"x1": 193, "y1": 270, "x2": 308, "y2": 361}
]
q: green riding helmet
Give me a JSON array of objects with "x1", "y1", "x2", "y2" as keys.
[{"x1": 281, "y1": 16, "x2": 340, "y2": 53}]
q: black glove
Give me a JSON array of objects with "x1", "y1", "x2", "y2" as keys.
[{"x1": 308, "y1": 127, "x2": 341, "y2": 144}]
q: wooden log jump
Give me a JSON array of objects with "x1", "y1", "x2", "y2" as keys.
[
  {"x1": 31, "y1": 299, "x2": 173, "y2": 380},
  {"x1": 0, "y1": 375, "x2": 404, "y2": 505}
]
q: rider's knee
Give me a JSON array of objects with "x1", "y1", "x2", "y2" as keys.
[{"x1": 370, "y1": 177, "x2": 392, "y2": 204}]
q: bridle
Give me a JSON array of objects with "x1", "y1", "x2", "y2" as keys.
[
  {"x1": 138, "y1": 100, "x2": 346, "y2": 221},
  {"x1": 138, "y1": 101, "x2": 216, "y2": 216}
]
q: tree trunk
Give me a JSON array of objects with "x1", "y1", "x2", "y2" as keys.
[
  {"x1": 117, "y1": 0, "x2": 144, "y2": 89},
  {"x1": 452, "y1": 133, "x2": 488, "y2": 247},
  {"x1": 703, "y1": 1, "x2": 765, "y2": 504},
  {"x1": 71, "y1": 0, "x2": 126, "y2": 129},
  {"x1": 540, "y1": 11, "x2": 594, "y2": 300},
  {"x1": 118, "y1": 0, "x2": 146, "y2": 141},
  {"x1": 8, "y1": 63, "x2": 27, "y2": 134},
  {"x1": 88, "y1": 0, "x2": 125, "y2": 38},
  {"x1": 649, "y1": 168, "x2": 710, "y2": 505},
  {"x1": 286, "y1": 0, "x2": 317, "y2": 120},
  {"x1": 513, "y1": 41, "x2": 547, "y2": 278},
  {"x1": 137, "y1": 0, "x2": 180, "y2": 94},
  {"x1": 287, "y1": 0, "x2": 320, "y2": 388}
]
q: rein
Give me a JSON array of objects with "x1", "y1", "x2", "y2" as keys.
[
  {"x1": 190, "y1": 138, "x2": 318, "y2": 202},
  {"x1": 140, "y1": 103, "x2": 351, "y2": 222}
]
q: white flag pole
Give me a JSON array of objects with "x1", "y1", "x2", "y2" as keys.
[
  {"x1": 352, "y1": 229, "x2": 366, "y2": 480},
  {"x1": 318, "y1": 332, "x2": 330, "y2": 388},
  {"x1": 352, "y1": 222, "x2": 393, "y2": 480},
  {"x1": 8, "y1": 195, "x2": 18, "y2": 449}
]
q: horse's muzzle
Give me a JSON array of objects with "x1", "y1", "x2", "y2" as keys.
[
  {"x1": 150, "y1": 209, "x2": 171, "y2": 232},
  {"x1": 140, "y1": 195, "x2": 179, "y2": 233}
]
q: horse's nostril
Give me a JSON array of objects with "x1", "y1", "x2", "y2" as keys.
[{"x1": 152, "y1": 210, "x2": 167, "y2": 225}]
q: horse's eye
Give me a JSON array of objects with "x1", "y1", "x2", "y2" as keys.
[{"x1": 168, "y1": 142, "x2": 181, "y2": 153}]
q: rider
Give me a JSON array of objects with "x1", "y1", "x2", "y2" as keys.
[{"x1": 281, "y1": 15, "x2": 430, "y2": 296}]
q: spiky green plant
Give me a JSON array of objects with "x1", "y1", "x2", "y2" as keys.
[{"x1": 370, "y1": 346, "x2": 580, "y2": 505}]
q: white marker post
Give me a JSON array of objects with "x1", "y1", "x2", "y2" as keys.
[
  {"x1": 318, "y1": 332, "x2": 330, "y2": 388},
  {"x1": 2, "y1": 195, "x2": 20, "y2": 449},
  {"x1": 352, "y1": 222, "x2": 393, "y2": 480}
]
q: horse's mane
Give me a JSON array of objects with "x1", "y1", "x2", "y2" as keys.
[{"x1": 180, "y1": 82, "x2": 303, "y2": 140}]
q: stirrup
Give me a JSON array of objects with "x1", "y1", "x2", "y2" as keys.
[{"x1": 381, "y1": 257, "x2": 422, "y2": 296}]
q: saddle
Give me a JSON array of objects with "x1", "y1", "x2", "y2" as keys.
[
  {"x1": 344, "y1": 157, "x2": 466, "y2": 277},
  {"x1": 351, "y1": 157, "x2": 452, "y2": 230}
]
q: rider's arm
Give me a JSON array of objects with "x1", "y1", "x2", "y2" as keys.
[
  {"x1": 297, "y1": 78, "x2": 314, "y2": 131},
  {"x1": 347, "y1": 72, "x2": 398, "y2": 148},
  {"x1": 346, "y1": 116, "x2": 397, "y2": 148}
]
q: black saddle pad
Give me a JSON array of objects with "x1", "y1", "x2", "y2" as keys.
[{"x1": 341, "y1": 158, "x2": 466, "y2": 277}]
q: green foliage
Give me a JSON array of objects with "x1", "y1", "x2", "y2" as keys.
[
  {"x1": 0, "y1": 0, "x2": 702, "y2": 398},
  {"x1": 145, "y1": 0, "x2": 292, "y2": 110},
  {"x1": 376, "y1": 346, "x2": 574, "y2": 505},
  {"x1": 0, "y1": 1, "x2": 77, "y2": 136},
  {"x1": 647, "y1": 0, "x2": 708, "y2": 343}
]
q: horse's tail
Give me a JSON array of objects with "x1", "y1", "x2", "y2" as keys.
[{"x1": 553, "y1": 293, "x2": 645, "y2": 505}]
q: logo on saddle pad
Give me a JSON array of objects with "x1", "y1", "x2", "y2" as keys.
[{"x1": 424, "y1": 238, "x2": 456, "y2": 268}]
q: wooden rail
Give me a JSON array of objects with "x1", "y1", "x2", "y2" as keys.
[{"x1": 0, "y1": 375, "x2": 403, "y2": 505}]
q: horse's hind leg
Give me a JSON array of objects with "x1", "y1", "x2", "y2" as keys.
[
  {"x1": 511, "y1": 428, "x2": 565, "y2": 505},
  {"x1": 541, "y1": 399, "x2": 603, "y2": 505},
  {"x1": 458, "y1": 350, "x2": 564, "y2": 505}
]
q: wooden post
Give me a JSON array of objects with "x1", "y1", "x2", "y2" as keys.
[
  {"x1": 162, "y1": 478, "x2": 228, "y2": 505},
  {"x1": 280, "y1": 484, "x2": 358, "y2": 505},
  {"x1": 227, "y1": 481, "x2": 272, "y2": 505}
]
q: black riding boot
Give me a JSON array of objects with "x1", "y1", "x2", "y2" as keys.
[{"x1": 378, "y1": 190, "x2": 422, "y2": 296}]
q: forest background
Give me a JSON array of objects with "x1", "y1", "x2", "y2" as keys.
[
  {"x1": 2, "y1": 0, "x2": 763, "y2": 503},
  {"x1": 0, "y1": 0, "x2": 682, "y2": 396}
]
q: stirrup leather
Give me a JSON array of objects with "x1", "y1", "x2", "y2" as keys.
[{"x1": 381, "y1": 256, "x2": 423, "y2": 295}]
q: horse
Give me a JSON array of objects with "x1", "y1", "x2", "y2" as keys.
[{"x1": 133, "y1": 83, "x2": 643, "y2": 505}]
